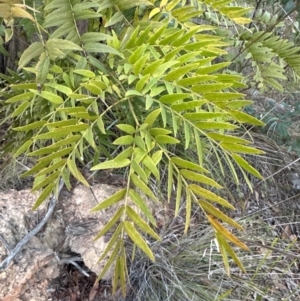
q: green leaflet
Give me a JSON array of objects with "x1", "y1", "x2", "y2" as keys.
[
  {"x1": 74, "y1": 69, "x2": 96, "y2": 78},
  {"x1": 32, "y1": 183, "x2": 55, "y2": 210},
  {"x1": 184, "y1": 112, "x2": 226, "y2": 121},
  {"x1": 229, "y1": 110, "x2": 265, "y2": 126},
  {"x1": 114, "y1": 147, "x2": 133, "y2": 161},
  {"x1": 190, "y1": 184, "x2": 234, "y2": 209},
  {"x1": 185, "y1": 189, "x2": 191, "y2": 233},
  {"x1": 207, "y1": 133, "x2": 252, "y2": 145},
  {"x1": 91, "y1": 189, "x2": 126, "y2": 212},
  {"x1": 124, "y1": 221, "x2": 155, "y2": 262},
  {"x1": 159, "y1": 93, "x2": 191, "y2": 105},
  {"x1": 129, "y1": 44, "x2": 148, "y2": 64},
  {"x1": 117, "y1": 124, "x2": 136, "y2": 134},
  {"x1": 93, "y1": 208, "x2": 124, "y2": 241},
  {"x1": 149, "y1": 128, "x2": 172, "y2": 136},
  {"x1": 91, "y1": 159, "x2": 131, "y2": 171},
  {"x1": 177, "y1": 76, "x2": 216, "y2": 87},
  {"x1": 46, "y1": 39, "x2": 83, "y2": 51},
  {"x1": 180, "y1": 169, "x2": 222, "y2": 188},
  {"x1": 130, "y1": 173, "x2": 157, "y2": 202},
  {"x1": 132, "y1": 159, "x2": 148, "y2": 183},
  {"x1": 142, "y1": 59, "x2": 165, "y2": 76},
  {"x1": 6, "y1": 92, "x2": 34, "y2": 103},
  {"x1": 13, "y1": 120, "x2": 47, "y2": 132},
  {"x1": 171, "y1": 157, "x2": 208, "y2": 173},
  {"x1": 81, "y1": 32, "x2": 113, "y2": 44},
  {"x1": 113, "y1": 135, "x2": 134, "y2": 145},
  {"x1": 126, "y1": 206, "x2": 160, "y2": 240},
  {"x1": 144, "y1": 108, "x2": 161, "y2": 127},
  {"x1": 96, "y1": 240, "x2": 121, "y2": 282},
  {"x1": 30, "y1": 89, "x2": 63, "y2": 104},
  {"x1": 45, "y1": 83, "x2": 72, "y2": 95},
  {"x1": 171, "y1": 100, "x2": 207, "y2": 112},
  {"x1": 36, "y1": 53, "x2": 50, "y2": 87},
  {"x1": 19, "y1": 42, "x2": 44, "y2": 68},
  {"x1": 204, "y1": 92, "x2": 245, "y2": 101},
  {"x1": 164, "y1": 63, "x2": 199, "y2": 81},
  {"x1": 14, "y1": 140, "x2": 33, "y2": 157},
  {"x1": 220, "y1": 142, "x2": 265, "y2": 155},
  {"x1": 11, "y1": 101, "x2": 29, "y2": 117},
  {"x1": 231, "y1": 153, "x2": 263, "y2": 179},
  {"x1": 67, "y1": 158, "x2": 90, "y2": 187},
  {"x1": 84, "y1": 42, "x2": 123, "y2": 57},
  {"x1": 105, "y1": 11, "x2": 123, "y2": 27},
  {"x1": 32, "y1": 170, "x2": 60, "y2": 191},
  {"x1": 155, "y1": 135, "x2": 180, "y2": 144},
  {"x1": 36, "y1": 160, "x2": 67, "y2": 177},
  {"x1": 142, "y1": 155, "x2": 160, "y2": 180},
  {"x1": 129, "y1": 189, "x2": 156, "y2": 225},
  {"x1": 195, "y1": 122, "x2": 238, "y2": 130},
  {"x1": 192, "y1": 83, "x2": 232, "y2": 93}
]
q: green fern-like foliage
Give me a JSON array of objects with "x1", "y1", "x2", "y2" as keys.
[{"x1": 1, "y1": 0, "x2": 299, "y2": 296}]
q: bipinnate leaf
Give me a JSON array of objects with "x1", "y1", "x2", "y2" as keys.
[
  {"x1": 190, "y1": 184, "x2": 234, "y2": 209},
  {"x1": 67, "y1": 159, "x2": 90, "y2": 187},
  {"x1": 91, "y1": 159, "x2": 131, "y2": 171},
  {"x1": 93, "y1": 207, "x2": 125, "y2": 241},
  {"x1": 91, "y1": 189, "x2": 126, "y2": 212},
  {"x1": 126, "y1": 206, "x2": 160, "y2": 240},
  {"x1": 124, "y1": 221, "x2": 155, "y2": 262}
]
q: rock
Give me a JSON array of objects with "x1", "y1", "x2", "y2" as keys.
[{"x1": 0, "y1": 183, "x2": 138, "y2": 300}]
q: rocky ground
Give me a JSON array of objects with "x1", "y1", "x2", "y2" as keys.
[{"x1": 0, "y1": 183, "x2": 127, "y2": 301}]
